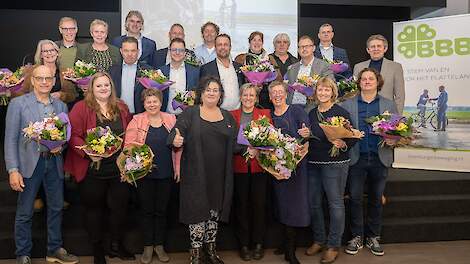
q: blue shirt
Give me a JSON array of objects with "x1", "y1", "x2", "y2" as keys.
[
  {"x1": 145, "y1": 125, "x2": 173, "y2": 179},
  {"x1": 417, "y1": 94, "x2": 429, "y2": 106},
  {"x1": 437, "y1": 91, "x2": 448, "y2": 108},
  {"x1": 368, "y1": 58, "x2": 384, "y2": 73},
  {"x1": 195, "y1": 43, "x2": 216, "y2": 65},
  {"x1": 358, "y1": 95, "x2": 380, "y2": 154},
  {"x1": 34, "y1": 94, "x2": 56, "y2": 152},
  {"x1": 121, "y1": 63, "x2": 137, "y2": 113}
]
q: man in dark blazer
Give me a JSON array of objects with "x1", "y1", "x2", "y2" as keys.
[
  {"x1": 159, "y1": 38, "x2": 200, "y2": 114},
  {"x1": 314, "y1": 23, "x2": 352, "y2": 80},
  {"x1": 200, "y1": 33, "x2": 245, "y2": 111},
  {"x1": 112, "y1": 10, "x2": 156, "y2": 66},
  {"x1": 109, "y1": 36, "x2": 149, "y2": 114},
  {"x1": 153, "y1": 23, "x2": 195, "y2": 68}
]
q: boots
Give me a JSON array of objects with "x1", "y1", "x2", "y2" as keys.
[
  {"x1": 189, "y1": 247, "x2": 204, "y2": 264},
  {"x1": 205, "y1": 242, "x2": 224, "y2": 264},
  {"x1": 285, "y1": 227, "x2": 300, "y2": 264},
  {"x1": 93, "y1": 242, "x2": 106, "y2": 264},
  {"x1": 108, "y1": 240, "x2": 135, "y2": 260}
]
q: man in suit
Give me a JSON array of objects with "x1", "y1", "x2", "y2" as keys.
[
  {"x1": 109, "y1": 36, "x2": 148, "y2": 114},
  {"x1": 353, "y1": 34, "x2": 405, "y2": 114},
  {"x1": 112, "y1": 10, "x2": 156, "y2": 66},
  {"x1": 286, "y1": 35, "x2": 334, "y2": 112},
  {"x1": 200, "y1": 33, "x2": 245, "y2": 111},
  {"x1": 153, "y1": 23, "x2": 196, "y2": 68},
  {"x1": 194, "y1": 21, "x2": 219, "y2": 65},
  {"x1": 5, "y1": 65, "x2": 79, "y2": 264},
  {"x1": 160, "y1": 38, "x2": 200, "y2": 114},
  {"x1": 314, "y1": 23, "x2": 352, "y2": 80}
]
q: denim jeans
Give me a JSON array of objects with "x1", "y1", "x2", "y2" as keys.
[
  {"x1": 437, "y1": 106, "x2": 447, "y2": 130},
  {"x1": 307, "y1": 162, "x2": 348, "y2": 248},
  {"x1": 348, "y1": 154, "x2": 387, "y2": 238},
  {"x1": 15, "y1": 156, "x2": 63, "y2": 256}
]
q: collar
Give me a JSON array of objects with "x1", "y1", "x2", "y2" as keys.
[
  {"x1": 370, "y1": 57, "x2": 384, "y2": 63},
  {"x1": 122, "y1": 61, "x2": 138, "y2": 66},
  {"x1": 216, "y1": 57, "x2": 233, "y2": 67},
  {"x1": 33, "y1": 92, "x2": 53, "y2": 105},
  {"x1": 126, "y1": 33, "x2": 142, "y2": 41},
  {"x1": 300, "y1": 57, "x2": 314, "y2": 67},
  {"x1": 358, "y1": 94, "x2": 379, "y2": 103},
  {"x1": 170, "y1": 62, "x2": 185, "y2": 70},
  {"x1": 60, "y1": 40, "x2": 76, "y2": 48},
  {"x1": 320, "y1": 43, "x2": 333, "y2": 50}
]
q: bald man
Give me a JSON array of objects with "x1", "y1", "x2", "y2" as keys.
[{"x1": 5, "y1": 65, "x2": 79, "y2": 264}]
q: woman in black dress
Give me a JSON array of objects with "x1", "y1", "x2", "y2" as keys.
[{"x1": 169, "y1": 76, "x2": 238, "y2": 264}]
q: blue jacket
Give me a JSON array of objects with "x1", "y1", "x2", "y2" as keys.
[
  {"x1": 112, "y1": 35, "x2": 156, "y2": 66},
  {"x1": 152, "y1": 47, "x2": 197, "y2": 68},
  {"x1": 314, "y1": 45, "x2": 352, "y2": 80},
  {"x1": 340, "y1": 94, "x2": 397, "y2": 167},
  {"x1": 4, "y1": 93, "x2": 68, "y2": 179},
  {"x1": 109, "y1": 62, "x2": 152, "y2": 114},
  {"x1": 159, "y1": 63, "x2": 200, "y2": 112}
]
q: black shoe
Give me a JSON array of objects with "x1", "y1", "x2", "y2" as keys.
[
  {"x1": 190, "y1": 247, "x2": 204, "y2": 264},
  {"x1": 205, "y1": 242, "x2": 224, "y2": 264},
  {"x1": 93, "y1": 242, "x2": 106, "y2": 264},
  {"x1": 108, "y1": 241, "x2": 135, "y2": 260},
  {"x1": 239, "y1": 246, "x2": 251, "y2": 261},
  {"x1": 252, "y1": 244, "x2": 264, "y2": 260},
  {"x1": 273, "y1": 246, "x2": 284, "y2": 255}
]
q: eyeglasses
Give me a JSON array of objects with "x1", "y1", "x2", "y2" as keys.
[
  {"x1": 33, "y1": 76, "x2": 55, "y2": 83},
  {"x1": 298, "y1": 44, "x2": 314, "y2": 49},
  {"x1": 170, "y1": 48, "x2": 186, "y2": 54},
  {"x1": 60, "y1": 27, "x2": 77, "y2": 32},
  {"x1": 41, "y1": 49, "x2": 57, "y2": 54}
]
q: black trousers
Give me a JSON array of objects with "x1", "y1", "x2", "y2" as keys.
[
  {"x1": 234, "y1": 171, "x2": 269, "y2": 246},
  {"x1": 79, "y1": 175, "x2": 129, "y2": 243},
  {"x1": 137, "y1": 177, "x2": 172, "y2": 246}
]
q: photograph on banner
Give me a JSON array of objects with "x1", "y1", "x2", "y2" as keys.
[
  {"x1": 122, "y1": 0, "x2": 297, "y2": 57},
  {"x1": 394, "y1": 14, "x2": 470, "y2": 151}
]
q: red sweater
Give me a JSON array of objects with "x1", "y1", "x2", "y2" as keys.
[
  {"x1": 64, "y1": 100, "x2": 132, "y2": 182},
  {"x1": 231, "y1": 108, "x2": 272, "y2": 174}
]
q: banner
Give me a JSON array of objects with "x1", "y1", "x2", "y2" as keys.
[{"x1": 393, "y1": 14, "x2": 470, "y2": 171}]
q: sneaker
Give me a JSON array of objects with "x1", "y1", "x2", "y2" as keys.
[
  {"x1": 154, "y1": 245, "x2": 170, "y2": 262},
  {"x1": 344, "y1": 236, "x2": 363, "y2": 255},
  {"x1": 16, "y1": 256, "x2": 31, "y2": 264},
  {"x1": 46, "y1": 248, "x2": 79, "y2": 264},
  {"x1": 365, "y1": 237, "x2": 384, "y2": 256}
]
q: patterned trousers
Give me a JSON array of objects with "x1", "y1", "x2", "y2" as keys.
[{"x1": 188, "y1": 210, "x2": 219, "y2": 248}]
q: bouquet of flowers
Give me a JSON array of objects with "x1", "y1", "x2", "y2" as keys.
[
  {"x1": 22, "y1": 112, "x2": 71, "y2": 151},
  {"x1": 184, "y1": 49, "x2": 202, "y2": 67},
  {"x1": 76, "y1": 126, "x2": 123, "y2": 169},
  {"x1": 239, "y1": 116, "x2": 308, "y2": 180},
  {"x1": 138, "y1": 69, "x2": 174, "y2": 91},
  {"x1": 336, "y1": 76, "x2": 359, "y2": 102},
  {"x1": 323, "y1": 57, "x2": 349, "y2": 74},
  {"x1": 288, "y1": 74, "x2": 321, "y2": 97},
  {"x1": 171, "y1": 90, "x2": 195, "y2": 111},
  {"x1": 365, "y1": 111, "x2": 414, "y2": 147},
  {"x1": 0, "y1": 66, "x2": 29, "y2": 105},
  {"x1": 117, "y1": 143, "x2": 154, "y2": 187},
  {"x1": 63, "y1": 60, "x2": 97, "y2": 90},
  {"x1": 239, "y1": 56, "x2": 277, "y2": 85},
  {"x1": 319, "y1": 116, "x2": 363, "y2": 157}
]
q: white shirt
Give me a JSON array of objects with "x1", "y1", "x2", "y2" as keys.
[
  {"x1": 320, "y1": 43, "x2": 334, "y2": 61},
  {"x1": 167, "y1": 62, "x2": 187, "y2": 114},
  {"x1": 121, "y1": 62, "x2": 138, "y2": 113},
  {"x1": 292, "y1": 57, "x2": 314, "y2": 105},
  {"x1": 216, "y1": 58, "x2": 240, "y2": 111}
]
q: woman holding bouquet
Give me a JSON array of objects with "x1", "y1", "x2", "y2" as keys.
[
  {"x1": 124, "y1": 88, "x2": 182, "y2": 264},
  {"x1": 64, "y1": 72, "x2": 133, "y2": 264},
  {"x1": 168, "y1": 76, "x2": 238, "y2": 264},
  {"x1": 341, "y1": 68, "x2": 397, "y2": 257},
  {"x1": 235, "y1": 31, "x2": 281, "y2": 109},
  {"x1": 268, "y1": 80, "x2": 310, "y2": 264},
  {"x1": 305, "y1": 77, "x2": 359, "y2": 263},
  {"x1": 230, "y1": 83, "x2": 272, "y2": 261}
]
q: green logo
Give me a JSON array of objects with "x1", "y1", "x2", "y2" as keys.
[{"x1": 397, "y1": 24, "x2": 470, "y2": 58}]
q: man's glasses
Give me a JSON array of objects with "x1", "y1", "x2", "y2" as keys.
[
  {"x1": 33, "y1": 76, "x2": 55, "y2": 83},
  {"x1": 60, "y1": 27, "x2": 77, "y2": 32},
  {"x1": 170, "y1": 48, "x2": 186, "y2": 54}
]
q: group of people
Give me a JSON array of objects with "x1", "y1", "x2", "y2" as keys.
[{"x1": 5, "y1": 9, "x2": 408, "y2": 264}]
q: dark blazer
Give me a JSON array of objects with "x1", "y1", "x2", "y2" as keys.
[
  {"x1": 314, "y1": 45, "x2": 352, "y2": 80},
  {"x1": 199, "y1": 59, "x2": 245, "y2": 87},
  {"x1": 112, "y1": 35, "x2": 156, "y2": 66},
  {"x1": 159, "y1": 63, "x2": 200, "y2": 112},
  {"x1": 109, "y1": 63, "x2": 152, "y2": 114},
  {"x1": 167, "y1": 106, "x2": 238, "y2": 224},
  {"x1": 64, "y1": 100, "x2": 132, "y2": 182},
  {"x1": 231, "y1": 108, "x2": 272, "y2": 173},
  {"x1": 152, "y1": 47, "x2": 196, "y2": 68}
]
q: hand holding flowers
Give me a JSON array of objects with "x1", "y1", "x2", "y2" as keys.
[
  {"x1": 365, "y1": 111, "x2": 414, "y2": 147},
  {"x1": 240, "y1": 56, "x2": 277, "y2": 85},
  {"x1": 117, "y1": 144, "x2": 154, "y2": 187},
  {"x1": 138, "y1": 69, "x2": 174, "y2": 91},
  {"x1": 22, "y1": 112, "x2": 71, "y2": 151},
  {"x1": 63, "y1": 60, "x2": 97, "y2": 91},
  {"x1": 319, "y1": 115, "x2": 364, "y2": 157}
]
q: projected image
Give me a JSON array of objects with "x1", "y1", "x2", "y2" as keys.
[{"x1": 122, "y1": 0, "x2": 297, "y2": 57}]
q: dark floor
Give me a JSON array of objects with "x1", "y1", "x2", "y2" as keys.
[{"x1": 1, "y1": 240, "x2": 469, "y2": 264}]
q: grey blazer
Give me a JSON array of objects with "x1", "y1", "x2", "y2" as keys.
[
  {"x1": 4, "y1": 93, "x2": 68, "y2": 179},
  {"x1": 340, "y1": 94, "x2": 398, "y2": 167},
  {"x1": 353, "y1": 57, "x2": 405, "y2": 114},
  {"x1": 286, "y1": 58, "x2": 334, "y2": 112}
]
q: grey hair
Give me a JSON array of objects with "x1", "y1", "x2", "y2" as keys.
[
  {"x1": 34, "y1": 39, "x2": 60, "y2": 65},
  {"x1": 273, "y1": 33, "x2": 291, "y2": 46}
]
